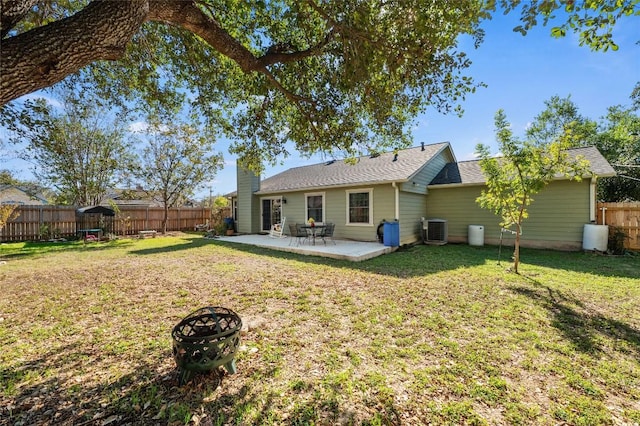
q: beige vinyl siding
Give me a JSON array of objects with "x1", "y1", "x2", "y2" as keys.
[
  {"x1": 341, "y1": 184, "x2": 395, "y2": 241},
  {"x1": 279, "y1": 192, "x2": 306, "y2": 231},
  {"x1": 323, "y1": 190, "x2": 346, "y2": 237},
  {"x1": 425, "y1": 180, "x2": 591, "y2": 250},
  {"x1": 276, "y1": 192, "x2": 324, "y2": 234},
  {"x1": 398, "y1": 190, "x2": 427, "y2": 245},
  {"x1": 237, "y1": 168, "x2": 261, "y2": 233},
  {"x1": 276, "y1": 184, "x2": 393, "y2": 241}
]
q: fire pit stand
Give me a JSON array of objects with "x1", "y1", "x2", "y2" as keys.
[{"x1": 171, "y1": 306, "x2": 242, "y2": 385}]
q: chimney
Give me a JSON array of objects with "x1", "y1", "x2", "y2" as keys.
[{"x1": 237, "y1": 164, "x2": 261, "y2": 233}]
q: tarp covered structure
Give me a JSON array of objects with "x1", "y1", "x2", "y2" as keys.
[{"x1": 76, "y1": 205, "x2": 115, "y2": 236}]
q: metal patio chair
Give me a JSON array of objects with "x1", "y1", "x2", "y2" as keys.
[
  {"x1": 288, "y1": 223, "x2": 308, "y2": 246},
  {"x1": 318, "y1": 222, "x2": 336, "y2": 245}
]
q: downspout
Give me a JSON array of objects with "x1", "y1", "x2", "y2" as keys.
[
  {"x1": 589, "y1": 177, "x2": 597, "y2": 222},
  {"x1": 391, "y1": 182, "x2": 399, "y2": 219}
]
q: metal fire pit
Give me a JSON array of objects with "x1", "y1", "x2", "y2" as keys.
[{"x1": 172, "y1": 306, "x2": 242, "y2": 385}]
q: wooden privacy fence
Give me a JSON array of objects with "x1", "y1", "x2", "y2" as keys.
[
  {"x1": 596, "y1": 202, "x2": 640, "y2": 250},
  {"x1": 0, "y1": 205, "x2": 212, "y2": 242}
]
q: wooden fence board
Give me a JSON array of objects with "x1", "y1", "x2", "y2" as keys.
[
  {"x1": 1, "y1": 205, "x2": 212, "y2": 242},
  {"x1": 597, "y1": 202, "x2": 640, "y2": 250}
]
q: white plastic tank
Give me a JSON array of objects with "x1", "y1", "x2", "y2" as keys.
[
  {"x1": 583, "y1": 224, "x2": 609, "y2": 251},
  {"x1": 468, "y1": 225, "x2": 485, "y2": 246}
]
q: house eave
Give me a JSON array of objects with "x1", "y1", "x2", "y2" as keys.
[{"x1": 427, "y1": 182, "x2": 482, "y2": 190}]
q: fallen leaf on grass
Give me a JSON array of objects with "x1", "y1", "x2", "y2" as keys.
[{"x1": 101, "y1": 414, "x2": 121, "y2": 425}]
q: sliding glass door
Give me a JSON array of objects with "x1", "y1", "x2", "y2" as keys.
[{"x1": 261, "y1": 197, "x2": 282, "y2": 232}]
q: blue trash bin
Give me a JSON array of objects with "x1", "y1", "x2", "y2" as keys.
[{"x1": 383, "y1": 221, "x2": 399, "y2": 247}]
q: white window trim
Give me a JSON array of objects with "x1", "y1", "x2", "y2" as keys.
[
  {"x1": 345, "y1": 188, "x2": 373, "y2": 226},
  {"x1": 304, "y1": 192, "x2": 325, "y2": 223}
]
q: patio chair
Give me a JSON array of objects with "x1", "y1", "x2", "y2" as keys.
[
  {"x1": 288, "y1": 223, "x2": 308, "y2": 246},
  {"x1": 318, "y1": 222, "x2": 336, "y2": 245},
  {"x1": 269, "y1": 217, "x2": 286, "y2": 238}
]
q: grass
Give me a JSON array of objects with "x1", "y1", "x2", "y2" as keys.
[{"x1": 0, "y1": 233, "x2": 639, "y2": 425}]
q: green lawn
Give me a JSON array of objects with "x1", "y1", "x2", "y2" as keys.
[{"x1": 1, "y1": 234, "x2": 639, "y2": 425}]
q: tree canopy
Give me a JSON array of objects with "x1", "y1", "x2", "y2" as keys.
[
  {"x1": 526, "y1": 95, "x2": 640, "y2": 201},
  {"x1": 136, "y1": 118, "x2": 223, "y2": 232},
  {"x1": 1, "y1": 90, "x2": 135, "y2": 205},
  {"x1": 2, "y1": 1, "x2": 637, "y2": 171}
]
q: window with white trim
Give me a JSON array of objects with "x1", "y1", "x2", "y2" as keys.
[
  {"x1": 306, "y1": 193, "x2": 324, "y2": 223},
  {"x1": 346, "y1": 189, "x2": 373, "y2": 225}
]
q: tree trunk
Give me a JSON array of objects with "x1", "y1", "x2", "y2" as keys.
[
  {"x1": 0, "y1": 0, "x2": 38, "y2": 38},
  {"x1": 513, "y1": 224, "x2": 521, "y2": 274},
  {"x1": 163, "y1": 204, "x2": 168, "y2": 234},
  {"x1": 0, "y1": 1, "x2": 149, "y2": 105},
  {"x1": 513, "y1": 202, "x2": 528, "y2": 274},
  {"x1": 1, "y1": 0, "x2": 313, "y2": 106}
]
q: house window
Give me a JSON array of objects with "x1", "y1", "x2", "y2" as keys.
[
  {"x1": 346, "y1": 189, "x2": 373, "y2": 225},
  {"x1": 306, "y1": 193, "x2": 324, "y2": 223}
]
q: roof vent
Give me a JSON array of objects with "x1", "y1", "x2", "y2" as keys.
[
  {"x1": 325, "y1": 160, "x2": 335, "y2": 166},
  {"x1": 421, "y1": 142, "x2": 425, "y2": 151}
]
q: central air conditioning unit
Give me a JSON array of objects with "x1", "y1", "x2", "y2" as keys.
[{"x1": 422, "y1": 219, "x2": 448, "y2": 245}]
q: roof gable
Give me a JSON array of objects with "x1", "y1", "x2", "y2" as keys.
[{"x1": 256, "y1": 142, "x2": 451, "y2": 194}]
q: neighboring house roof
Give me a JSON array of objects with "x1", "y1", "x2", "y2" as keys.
[
  {"x1": 254, "y1": 142, "x2": 452, "y2": 194},
  {"x1": 429, "y1": 146, "x2": 616, "y2": 187},
  {"x1": 0, "y1": 184, "x2": 48, "y2": 205},
  {"x1": 102, "y1": 188, "x2": 164, "y2": 207}
]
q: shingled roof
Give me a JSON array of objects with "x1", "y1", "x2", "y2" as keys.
[
  {"x1": 429, "y1": 146, "x2": 616, "y2": 186},
  {"x1": 255, "y1": 142, "x2": 452, "y2": 194}
]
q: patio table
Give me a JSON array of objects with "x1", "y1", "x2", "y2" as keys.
[{"x1": 301, "y1": 224, "x2": 326, "y2": 245}]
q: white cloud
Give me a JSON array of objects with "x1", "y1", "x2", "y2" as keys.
[
  {"x1": 128, "y1": 121, "x2": 149, "y2": 133},
  {"x1": 461, "y1": 151, "x2": 480, "y2": 161}
]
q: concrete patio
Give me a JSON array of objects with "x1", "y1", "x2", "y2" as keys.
[{"x1": 214, "y1": 234, "x2": 396, "y2": 261}]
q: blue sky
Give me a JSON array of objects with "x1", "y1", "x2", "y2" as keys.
[
  {"x1": 2, "y1": 11, "x2": 638, "y2": 200},
  {"x1": 202, "y1": 11, "x2": 638, "y2": 198}
]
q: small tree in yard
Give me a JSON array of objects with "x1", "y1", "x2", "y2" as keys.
[
  {"x1": 476, "y1": 109, "x2": 592, "y2": 274},
  {"x1": 137, "y1": 120, "x2": 223, "y2": 234}
]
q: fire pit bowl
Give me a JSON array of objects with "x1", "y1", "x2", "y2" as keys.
[{"x1": 172, "y1": 306, "x2": 242, "y2": 385}]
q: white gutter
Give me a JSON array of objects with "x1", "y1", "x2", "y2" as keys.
[
  {"x1": 255, "y1": 179, "x2": 410, "y2": 195},
  {"x1": 391, "y1": 182, "x2": 400, "y2": 219}
]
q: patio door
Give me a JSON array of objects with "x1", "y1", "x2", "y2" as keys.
[{"x1": 261, "y1": 197, "x2": 282, "y2": 232}]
